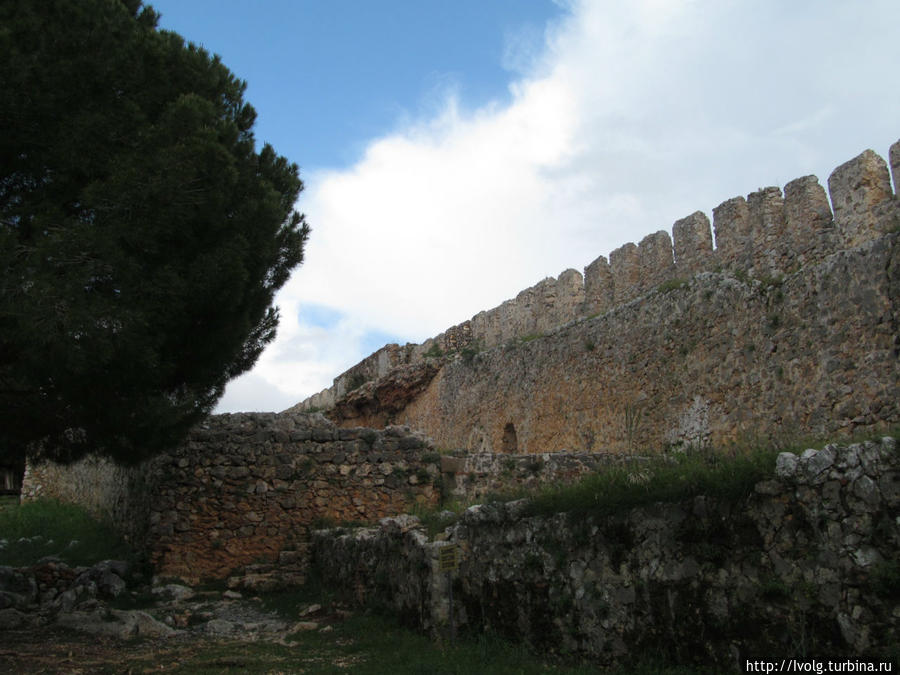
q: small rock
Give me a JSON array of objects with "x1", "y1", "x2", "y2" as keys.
[
  {"x1": 152, "y1": 583, "x2": 196, "y2": 603},
  {"x1": 291, "y1": 620, "x2": 319, "y2": 632},
  {"x1": 774, "y1": 452, "x2": 798, "y2": 479},
  {"x1": 56, "y1": 609, "x2": 176, "y2": 639},
  {"x1": 223, "y1": 590, "x2": 242, "y2": 600},
  {"x1": 319, "y1": 624, "x2": 333, "y2": 633},
  {"x1": 97, "y1": 571, "x2": 127, "y2": 598},
  {"x1": 803, "y1": 446, "x2": 836, "y2": 483},
  {"x1": 300, "y1": 603, "x2": 321, "y2": 616},
  {"x1": 204, "y1": 619, "x2": 237, "y2": 635}
]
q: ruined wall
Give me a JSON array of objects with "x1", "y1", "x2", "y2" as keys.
[
  {"x1": 20, "y1": 454, "x2": 158, "y2": 546},
  {"x1": 21, "y1": 414, "x2": 670, "y2": 584},
  {"x1": 22, "y1": 413, "x2": 443, "y2": 583},
  {"x1": 439, "y1": 450, "x2": 634, "y2": 502},
  {"x1": 312, "y1": 438, "x2": 900, "y2": 667},
  {"x1": 295, "y1": 141, "x2": 900, "y2": 456}
]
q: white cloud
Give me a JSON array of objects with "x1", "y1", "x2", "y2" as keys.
[{"x1": 217, "y1": 0, "x2": 900, "y2": 413}]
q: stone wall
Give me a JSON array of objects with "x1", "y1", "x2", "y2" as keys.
[
  {"x1": 23, "y1": 413, "x2": 443, "y2": 584},
  {"x1": 311, "y1": 438, "x2": 900, "y2": 668},
  {"x1": 20, "y1": 454, "x2": 157, "y2": 546},
  {"x1": 439, "y1": 451, "x2": 634, "y2": 502},
  {"x1": 147, "y1": 413, "x2": 445, "y2": 583},
  {"x1": 331, "y1": 232, "x2": 900, "y2": 454},
  {"x1": 292, "y1": 140, "x2": 900, "y2": 415},
  {"x1": 21, "y1": 414, "x2": 672, "y2": 584}
]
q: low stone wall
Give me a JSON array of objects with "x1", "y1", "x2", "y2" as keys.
[
  {"x1": 311, "y1": 439, "x2": 900, "y2": 668},
  {"x1": 145, "y1": 413, "x2": 442, "y2": 582},
  {"x1": 440, "y1": 451, "x2": 632, "y2": 501},
  {"x1": 22, "y1": 413, "x2": 444, "y2": 583}
]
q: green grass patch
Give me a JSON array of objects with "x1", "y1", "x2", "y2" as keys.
[
  {"x1": 424, "y1": 344, "x2": 445, "y2": 358},
  {"x1": 657, "y1": 278, "x2": 689, "y2": 293},
  {"x1": 84, "y1": 608, "x2": 714, "y2": 674},
  {"x1": 524, "y1": 448, "x2": 780, "y2": 520},
  {"x1": 0, "y1": 498, "x2": 132, "y2": 567}
]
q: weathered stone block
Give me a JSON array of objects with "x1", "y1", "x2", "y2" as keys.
[
  {"x1": 828, "y1": 149, "x2": 893, "y2": 248},
  {"x1": 783, "y1": 175, "x2": 835, "y2": 268},
  {"x1": 747, "y1": 186, "x2": 786, "y2": 275},
  {"x1": 713, "y1": 196, "x2": 751, "y2": 270},
  {"x1": 639, "y1": 230, "x2": 675, "y2": 291},
  {"x1": 583, "y1": 254, "x2": 613, "y2": 316},
  {"x1": 672, "y1": 211, "x2": 713, "y2": 276},
  {"x1": 610, "y1": 242, "x2": 641, "y2": 304}
]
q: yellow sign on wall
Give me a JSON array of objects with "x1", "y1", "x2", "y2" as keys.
[{"x1": 439, "y1": 544, "x2": 460, "y2": 572}]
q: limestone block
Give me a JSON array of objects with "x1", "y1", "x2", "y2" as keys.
[
  {"x1": 583, "y1": 254, "x2": 613, "y2": 316},
  {"x1": 827, "y1": 149, "x2": 893, "y2": 248},
  {"x1": 609, "y1": 242, "x2": 641, "y2": 305},
  {"x1": 774, "y1": 452, "x2": 799, "y2": 479},
  {"x1": 638, "y1": 230, "x2": 675, "y2": 289},
  {"x1": 747, "y1": 186, "x2": 786, "y2": 275},
  {"x1": 557, "y1": 268, "x2": 585, "y2": 322},
  {"x1": 672, "y1": 211, "x2": 713, "y2": 276},
  {"x1": 515, "y1": 282, "x2": 543, "y2": 337},
  {"x1": 712, "y1": 196, "x2": 751, "y2": 271},
  {"x1": 783, "y1": 175, "x2": 835, "y2": 268}
]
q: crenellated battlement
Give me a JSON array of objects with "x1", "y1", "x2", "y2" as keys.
[{"x1": 294, "y1": 140, "x2": 900, "y2": 413}]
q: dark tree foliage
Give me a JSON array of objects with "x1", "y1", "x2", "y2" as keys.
[{"x1": 0, "y1": 0, "x2": 310, "y2": 464}]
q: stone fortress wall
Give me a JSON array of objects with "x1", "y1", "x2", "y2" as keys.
[{"x1": 293, "y1": 141, "x2": 900, "y2": 455}]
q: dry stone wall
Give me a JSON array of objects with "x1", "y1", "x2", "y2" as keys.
[
  {"x1": 311, "y1": 438, "x2": 900, "y2": 668},
  {"x1": 22, "y1": 413, "x2": 443, "y2": 584},
  {"x1": 440, "y1": 451, "x2": 635, "y2": 502},
  {"x1": 146, "y1": 413, "x2": 443, "y2": 583},
  {"x1": 21, "y1": 416, "x2": 669, "y2": 584},
  {"x1": 20, "y1": 454, "x2": 157, "y2": 546}
]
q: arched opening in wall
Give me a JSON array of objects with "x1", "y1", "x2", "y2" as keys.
[{"x1": 501, "y1": 423, "x2": 518, "y2": 454}]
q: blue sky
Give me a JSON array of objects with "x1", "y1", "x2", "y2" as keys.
[
  {"x1": 151, "y1": 1, "x2": 563, "y2": 170},
  {"x1": 149, "y1": 1, "x2": 900, "y2": 413}
]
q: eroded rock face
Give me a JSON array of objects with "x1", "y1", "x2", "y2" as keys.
[
  {"x1": 312, "y1": 439, "x2": 900, "y2": 667},
  {"x1": 329, "y1": 361, "x2": 441, "y2": 428}
]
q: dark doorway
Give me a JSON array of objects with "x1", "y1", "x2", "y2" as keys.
[{"x1": 501, "y1": 423, "x2": 518, "y2": 453}]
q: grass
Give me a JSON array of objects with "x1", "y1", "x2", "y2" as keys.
[
  {"x1": 0, "y1": 609, "x2": 717, "y2": 674},
  {"x1": 524, "y1": 447, "x2": 778, "y2": 519},
  {"x1": 656, "y1": 278, "x2": 689, "y2": 293},
  {"x1": 410, "y1": 427, "x2": 900, "y2": 531},
  {"x1": 0, "y1": 498, "x2": 133, "y2": 567}
]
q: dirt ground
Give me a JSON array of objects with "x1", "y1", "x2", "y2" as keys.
[{"x1": 0, "y1": 622, "x2": 351, "y2": 674}]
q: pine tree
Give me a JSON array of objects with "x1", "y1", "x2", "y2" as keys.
[{"x1": 0, "y1": 0, "x2": 310, "y2": 464}]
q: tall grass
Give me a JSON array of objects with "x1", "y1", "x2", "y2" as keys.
[
  {"x1": 0, "y1": 498, "x2": 132, "y2": 567},
  {"x1": 524, "y1": 447, "x2": 780, "y2": 519}
]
